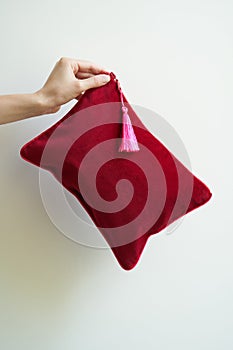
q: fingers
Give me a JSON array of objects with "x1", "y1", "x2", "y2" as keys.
[
  {"x1": 78, "y1": 74, "x2": 110, "y2": 91},
  {"x1": 75, "y1": 59, "x2": 108, "y2": 74},
  {"x1": 76, "y1": 72, "x2": 95, "y2": 79},
  {"x1": 55, "y1": 57, "x2": 111, "y2": 100},
  {"x1": 58, "y1": 57, "x2": 108, "y2": 75}
]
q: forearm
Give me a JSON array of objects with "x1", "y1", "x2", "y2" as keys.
[{"x1": 0, "y1": 92, "x2": 49, "y2": 125}]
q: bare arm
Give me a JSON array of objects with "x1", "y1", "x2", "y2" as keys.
[
  {"x1": 0, "y1": 57, "x2": 110, "y2": 125},
  {"x1": 0, "y1": 93, "x2": 48, "y2": 124}
]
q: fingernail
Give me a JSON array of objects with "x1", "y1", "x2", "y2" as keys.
[{"x1": 100, "y1": 74, "x2": 110, "y2": 83}]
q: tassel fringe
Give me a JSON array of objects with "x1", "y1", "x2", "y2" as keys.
[{"x1": 118, "y1": 106, "x2": 140, "y2": 152}]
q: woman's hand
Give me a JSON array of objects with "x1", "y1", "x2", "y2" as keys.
[
  {"x1": 35, "y1": 57, "x2": 110, "y2": 114},
  {"x1": 0, "y1": 57, "x2": 110, "y2": 125}
]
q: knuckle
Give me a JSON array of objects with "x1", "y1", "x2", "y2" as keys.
[
  {"x1": 88, "y1": 62, "x2": 95, "y2": 71},
  {"x1": 58, "y1": 57, "x2": 69, "y2": 64}
]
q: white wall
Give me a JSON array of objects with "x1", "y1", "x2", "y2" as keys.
[{"x1": 0, "y1": 0, "x2": 232, "y2": 349}]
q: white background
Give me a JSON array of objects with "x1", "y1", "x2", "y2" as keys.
[{"x1": 0, "y1": 0, "x2": 232, "y2": 349}]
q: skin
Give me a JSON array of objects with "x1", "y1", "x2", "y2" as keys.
[{"x1": 0, "y1": 57, "x2": 110, "y2": 125}]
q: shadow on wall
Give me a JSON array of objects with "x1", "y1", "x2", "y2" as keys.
[{"x1": 0, "y1": 144, "x2": 106, "y2": 317}]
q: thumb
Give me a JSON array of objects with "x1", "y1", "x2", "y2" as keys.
[{"x1": 78, "y1": 74, "x2": 110, "y2": 92}]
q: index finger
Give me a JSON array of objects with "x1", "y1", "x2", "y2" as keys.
[{"x1": 73, "y1": 59, "x2": 109, "y2": 75}]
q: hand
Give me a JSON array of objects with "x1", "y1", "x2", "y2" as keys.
[
  {"x1": 35, "y1": 57, "x2": 110, "y2": 114},
  {"x1": 0, "y1": 57, "x2": 111, "y2": 125}
]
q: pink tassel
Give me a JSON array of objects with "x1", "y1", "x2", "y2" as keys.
[
  {"x1": 118, "y1": 106, "x2": 140, "y2": 152},
  {"x1": 115, "y1": 77, "x2": 140, "y2": 153}
]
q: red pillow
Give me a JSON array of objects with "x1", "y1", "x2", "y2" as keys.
[{"x1": 20, "y1": 72, "x2": 212, "y2": 270}]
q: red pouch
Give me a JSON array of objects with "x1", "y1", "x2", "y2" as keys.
[{"x1": 20, "y1": 72, "x2": 212, "y2": 270}]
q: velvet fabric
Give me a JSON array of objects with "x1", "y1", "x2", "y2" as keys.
[{"x1": 20, "y1": 72, "x2": 212, "y2": 270}]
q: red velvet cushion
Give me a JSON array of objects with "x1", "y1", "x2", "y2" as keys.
[{"x1": 20, "y1": 72, "x2": 212, "y2": 270}]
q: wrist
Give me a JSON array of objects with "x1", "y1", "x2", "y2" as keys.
[{"x1": 33, "y1": 89, "x2": 60, "y2": 115}]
